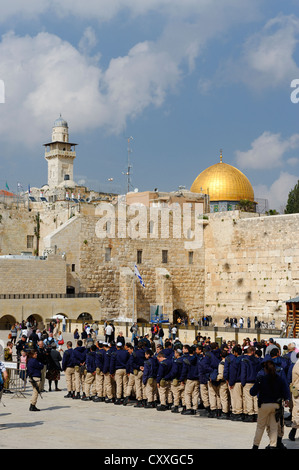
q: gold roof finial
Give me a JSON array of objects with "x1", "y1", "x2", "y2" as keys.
[{"x1": 220, "y1": 148, "x2": 223, "y2": 163}]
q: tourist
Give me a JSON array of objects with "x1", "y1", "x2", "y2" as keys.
[
  {"x1": 10, "y1": 324, "x2": 18, "y2": 344},
  {"x1": 250, "y1": 359, "x2": 290, "y2": 449},
  {"x1": 27, "y1": 350, "x2": 44, "y2": 411},
  {"x1": 46, "y1": 343, "x2": 62, "y2": 392}
]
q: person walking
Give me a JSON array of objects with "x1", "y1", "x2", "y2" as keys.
[
  {"x1": 250, "y1": 359, "x2": 290, "y2": 449},
  {"x1": 46, "y1": 343, "x2": 62, "y2": 392},
  {"x1": 27, "y1": 350, "x2": 44, "y2": 411}
]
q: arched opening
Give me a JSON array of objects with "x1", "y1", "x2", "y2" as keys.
[
  {"x1": 173, "y1": 309, "x2": 188, "y2": 325},
  {"x1": 0, "y1": 314, "x2": 16, "y2": 330},
  {"x1": 77, "y1": 312, "x2": 93, "y2": 322},
  {"x1": 66, "y1": 286, "x2": 75, "y2": 295},
  {"x1": 26, "y1": 314, "x2": 44, "y2": 330}
]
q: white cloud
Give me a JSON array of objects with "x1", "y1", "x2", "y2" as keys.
[
  {"x1": 235, "y1": 131, "x2": 299, "y2": 170},
  {"x1": 254, "y1": 172, "x2": 299, "y2": 212}
]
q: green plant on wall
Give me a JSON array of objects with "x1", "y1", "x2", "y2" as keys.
[{"x1": 34, "y1": 212, "x2": 41, "y2": 257}]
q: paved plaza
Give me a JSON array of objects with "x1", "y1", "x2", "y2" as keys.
[{"x1": 0, "y1": 330, "x2": 298, "y2": 451}]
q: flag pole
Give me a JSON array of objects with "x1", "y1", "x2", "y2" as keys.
[{"x1": 132, "y1": 271, "x2": 135, "y2": 324}]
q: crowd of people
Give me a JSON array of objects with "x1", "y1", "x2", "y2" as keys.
[{"x1": 1, "y1": 323, "x2": 299, "y2": 449}]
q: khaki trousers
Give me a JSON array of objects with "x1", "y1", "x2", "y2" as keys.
[
  {"x1": 243, "y1": 383, "x2": 258, "y2": 415},
  {"x1": 104, "y1": 372, "x2": 114, "y2": 399},
  {"x1": 65, "y1": 367, "x2": 75, "y2": 392},
  {"x1": 30, "y1": 377, "x2": 41, "y2": 406},
  {"x1": 184, "y1": 379, "x2": 199, "y2": 410},
  {"x1": 115, "y1": 369, "x2": 128, "y2": 398},
  {"x1": 74, "y1": 367, "x2": 85, "y2": 394},
  {"x1": 292, "y1": 395, "x2": 299, "y2": 428},
  {"x1": 85, "y1": 372, "x2": 95, "y2": 397},
  {"x1": 230, "y1": 382, "x2": 243, "y2": 414},
  {"x1": 134, "y1": 370, "x2": 145, "y2": 401},
  {"x1": 208, "y1": 381, "x2": 221, "y2": 411},
  {"x1": 95, "y1": 370, "x2": 105, "y2": 397},
  {"x1": 145, "y1": 379, "x2": 157, "y2": 402},
  {"x1": 219, "y1": 381, "x2": 230, "y2": 414},
  {"x1": 171, "y1": 382, "x2": 185, "y2": 407},
  {"x1": 40, "y1": 365, "x2": 47, "y2": 391},
  {"x1": 253, "y1": 403, "x2": 279, "y2": 447},
  {"x1": 200, "y1": 383, "x2": 210, "y2": 408},
  {"x1": 125, "y1": 373, "x2": 136, "y2": 397},
  {"x1": 158, "y1": 381, "x2": 172, "y2": 405}
]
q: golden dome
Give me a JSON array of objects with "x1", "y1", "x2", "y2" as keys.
[{"x1": 190, "y1": 153, "x2": 254, "y2": 202}]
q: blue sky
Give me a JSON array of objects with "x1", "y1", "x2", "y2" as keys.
[{"x1": 1, "y1": 1, "x2": 299, "y2": 210}]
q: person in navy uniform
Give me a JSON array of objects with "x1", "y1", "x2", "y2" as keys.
[
  {"x1": 82, "y1": 344, "x2": 97, "y2": 400},
  {"x1": 227, "y1": 345, "x2": 244, "y2": 421},
  {"x1": 170, "y1": 348, "x2": 185, "y2": 413},
  {"x1": 131, "y1": 341, "x2": 146, "y2": 408},
  {"x1": 102, "y1": 343, "x2": 114, "y2": 403},
  {"x1": 250, "y1": 359, "x2": 290, "y2": 449},
  {"x1": 123, "y1": 344, "x2": 136, "y2": 405},
  {"x1": 73, "y1": 340, "x2": 87, "y2": 399},
  {"x1": 181, "y1": 345, "x2": 199, "y2": 415},
  {"x1": 62, "y1": 341, "x2": 76, "y2": 398},
  {"x1": 142, "y1": 348, "x2": 157, "y2": 408},
  {"x1": 110, "y1": 342, "x2": 130, "y2": 404},
  {"x1": 27, "y1": 350, "x2": 45, "y2": 411},
  {"x1": 93, "y1": 341, "x2": 106, "y2": 402},
  {"x1": 200, "y1": 342, "x2": 221, "y2": 418},
  {"x1": 156, "y1": 351, "x2": 173, "y2": 411}
]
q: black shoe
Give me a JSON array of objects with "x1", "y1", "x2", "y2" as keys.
[
  {"x1": 105, "y1": 398, "x2": 114, "y2": 403},
  {"x1": 114, "y1": 399, "x2": 122, "y2": 405},
  {"x1": 230, "y1": 413, "x2": 243, "y2": 421},
  {"x1": 156, "y1": 404, "x2": 168, "y2": 411},
  {"x1": 123, "y1": 397, "x2": 129, "y2": 406},
  {"x1": 171, "y1": 406, "x2": 180, "y2": 413},
  {"x1": 144, "y1": 402, "x2": 155, "y2": 408},
  {"x1": 289, "y1": 428, "x2": 297, "y2": 441},
  {"x1": 252, "y1": 445, "x2": 259, "y2": 449},
  {"x1": 73, "y1": 393, "x2": 81, "y2": 399},
  {"x1": 92, "y1": 396, "x2": 103, "y2": 402},
  {"x1": 29, "y1": 404, "x2": 40, "y2": 411},
  {"x1": 243, "y1": 414, "x2": 255, "y2": 422},
  {"x1": 197, "y1": 407, "x2": 210, "y2": 417},
  {"x1": 207, "y1": 409, "x2": 217, "y2": 418},
  {"x1": 64, "y1": 392, "x2": 73, "y2": 398},
  {"x1": 81, "y1": 396, "x2": 91, "y2": 401},
  {"x1": 134, "y1": 400, "x2": 144, "y2": 408},
  {"x1": 181, "y1": 409, "x2": 195, "y2": 415},
  {"x1": 217, "y1": 412, "x2": 230, "y2": 420}
]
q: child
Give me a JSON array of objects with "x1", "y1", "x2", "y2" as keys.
[{"x1": 19, "y1": 350, "x2": 27, "y2": 387}]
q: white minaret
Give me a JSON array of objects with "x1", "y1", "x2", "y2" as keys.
[{"x1": 44, "y1": 115, "x2": 77, "y2": 188}]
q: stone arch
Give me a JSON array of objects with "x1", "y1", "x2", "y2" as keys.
[
  {"x1": 173, "y1": 308, "x2": 188, "y2": 325},
  {"x1": 77, "y1": 312, "x2": 93, "y2": 322},
  {"x1": 26, "y1": 314, "x2": 45, "y2": 330},
  {"x1": 0, "y1": 314, "x2": 17, "y2": 330}
]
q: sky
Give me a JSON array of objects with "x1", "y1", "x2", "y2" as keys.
[{"x1": 0, "y1": 1, "x2": 299, "y2": 211}]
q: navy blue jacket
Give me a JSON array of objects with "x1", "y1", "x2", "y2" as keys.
[
  {"x1": 200, "y1": 349, "x2": 221, "y2": 383},
  {"x1": 181, "y1": 354, "x2": 198, "y2": 381},
  {"x1": 131, "y1": 349, "x2": 145, "y2": 371},
  {"x1": 27, "y1": 357, "x2": 44, "y2": 378},
  {"x1": 62, "y1": 348, "x2": 75, "y2": 370},
  {"x1": 110, "y1": 349, "x2": 130, "y2": 374},
  {"x1": 241, "y1": 354, "x2": 262, "y2": 386},
  {"x1": 168, "y1": 356, "x2": 184, "y2": 381},
  {"x1": 73, "y1": 346, "x2": 87, "y2": 366},
  {"x1": 95, "y1": 348, "x2": 105, "y2": 370},
  {"x1": 143, "y1": 357, "x2": 156, "y2": 385},
  {"x1": 156, "y1": 358, "x2": 173, "y2": 384},
  {"x1": 250, "y1": 371, "x2": 290, "y2": 405},
  {"x1": 86, "y1": 350, "x2": 97, "y2": 373},
  {"x1": 228, "y1": 355, "x2": 243, "y2": 386},
  {"x1": 102, "y1": 349, "x2": 112, "y2": 374},
  {"x1": 163, "y1": 348, "x2": 174, "y2": 360},
  {"x1": 223, "y1": 353, "x2": 234, "y2": 382}
]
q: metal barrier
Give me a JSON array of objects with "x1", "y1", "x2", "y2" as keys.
[{"x1": 3, "y1": 361, "x2": 27, "y2": 398}]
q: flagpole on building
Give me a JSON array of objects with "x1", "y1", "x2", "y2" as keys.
[{"x1": 132, "y1": 273, "x2": 135, "y2": 324}]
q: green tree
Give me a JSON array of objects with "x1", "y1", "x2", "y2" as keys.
[
  {"x1": 285, "y1": 180, "x2": 299, "y2": 214},
  {"x1": 236, "y1": 199, "x2": 255, "y2": 212}
]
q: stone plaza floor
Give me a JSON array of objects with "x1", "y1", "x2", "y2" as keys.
[{"x1": 0, "y1": 330, "x2": 298, "y2": 452}]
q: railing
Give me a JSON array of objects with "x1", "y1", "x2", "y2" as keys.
[{"x1": 0, "y1": 293, "x2": 101, "y2": 300}]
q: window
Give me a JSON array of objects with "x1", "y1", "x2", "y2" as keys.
[
  {"x1": 188, "y1": 251, "x2": 194, "y2": 265},
  {"x1": 27, "y1": 235, "x2": 34, "y2": 249},
  {"x1": 137, "y1": 250, "x2": 142, "y2": 264},
  {"x1": 162, "y1": 250, "x2": 168, "y2": 264},
  {"x1": 105, "y1": 247, "x2": 111, "y2": 262},
  {"x1": 71, "y1": 264, "x2": 75, "y2": 272}
]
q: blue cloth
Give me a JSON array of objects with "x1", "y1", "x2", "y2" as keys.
[
  {"x1": 110, "y1": 349, "x2": 130, "y2": 374},
  {"x1": 86, "y1": 350, "x2": 97, "y2": 373},
  {"x1": 240, "y1": 354, "x2": 262, "y2": 386},
  {"x1": 181, "y1": 354, "x2": 198, "y2": 381},
  {"x1": 156, "y1": 358, "x2": 173, "y2": 384},
  {"x1": 27, "y1": 357, "x2": 44, "y2": 378},
  {"x1": 250, "y1": 370, "x2": 290, "y2": 405},
  {"x1": 73, "y1": 346, "x2": 87, "y2": 365},
  {"x1": 62, "y1": 348, "x2": 75, "y2": 370}
]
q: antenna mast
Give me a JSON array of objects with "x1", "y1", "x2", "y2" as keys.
[{"x1": 127, "y1": 136, "x2": 133, "y2": 193}]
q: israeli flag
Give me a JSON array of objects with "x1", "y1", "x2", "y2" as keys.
[{"x1": 134, "y1": 264, "x2": 145, "y2": 288}]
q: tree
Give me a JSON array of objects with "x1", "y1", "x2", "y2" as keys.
[
  {"x1": 265, "y1": 209, "x2": 279, "y2": 216},
  {"x1": 34, "y1": 212, "x2": 41, "y2": 256},
  {"x1": 236, "y1": 199, "x2": 255, "y2": 213},
  {"x1": 285, "y1": 180, "x2": 299, "y2": 214}
]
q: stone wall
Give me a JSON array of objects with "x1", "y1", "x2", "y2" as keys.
[{"x1": 203, "y1": 210, "x2": 297, "y2": 326}]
